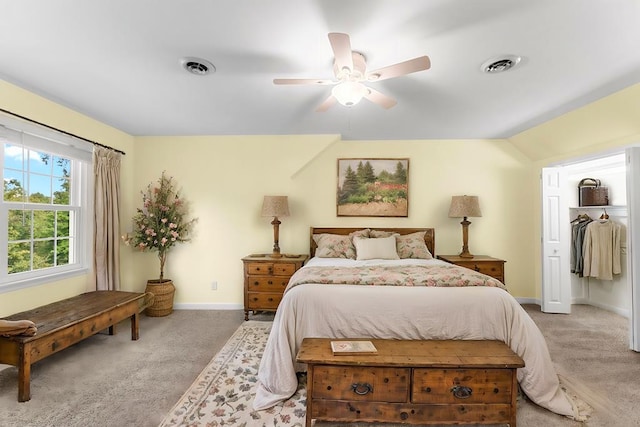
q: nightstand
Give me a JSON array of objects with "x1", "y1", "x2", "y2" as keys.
[
  {"x1": 242, "y1": 254, "x2": 308, "y2": 320},
  {"x1": 436, "y1": 254, "x2": 506, "y2": 284}
]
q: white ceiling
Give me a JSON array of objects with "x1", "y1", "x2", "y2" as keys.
[{"x1": 2, "y1": 0, "x2": 640, "y2": 141}]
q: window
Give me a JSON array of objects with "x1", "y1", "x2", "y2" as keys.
[{"x1": 0, "y1": 118, "x2": 92, "y2": 293}]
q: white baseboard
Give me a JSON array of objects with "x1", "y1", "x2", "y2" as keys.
[
  {"x1": 515, "y1": 297, "x2": 540, "y2": 305},
  {"x1": 173, "y1": 302, "x2": 243, "y2": 310},
  {"x1": 572, "y1": 298, "x2": 630, "y2": 318},
  {"x1": 173, "y1": 299, "x2": 629, "y2": 318}
]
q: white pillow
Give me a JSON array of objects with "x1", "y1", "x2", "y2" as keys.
[{"x1": 353, "y1": 236, "x2": 400, "y2": 260}]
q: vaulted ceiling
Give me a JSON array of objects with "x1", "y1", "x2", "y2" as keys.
[{"x1": 2, "y1": 0, "x2": 639, "y2": 140}]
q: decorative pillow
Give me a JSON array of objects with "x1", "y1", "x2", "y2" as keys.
[
  {"x1": 353, "y1": 236, "x2": 400, "y2": 260},
  {"x1": 370, "y1": 230, "x2": 396, "y2": 238},
  {"x1": 369, "y1": 230, "x2": 433, "y2": 259},
  {"x1": 313, "y1": 229, "x2": 370, "y2": 259},
  {"x1": 396, "y1": 231, "x2": 433, "y2": 259}
]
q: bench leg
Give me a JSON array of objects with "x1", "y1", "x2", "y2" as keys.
[
  {"x1": 130, "y1": 312, "x2": 139, "y2": 340},
  {"x1": 18, "y1": 344, "x2": 31, "y2": 402}
]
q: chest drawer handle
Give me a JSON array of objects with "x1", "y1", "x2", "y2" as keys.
[
  {"x1": 473, "y1": 265, "x2": 480, "y2": 271},
  {"x1": 351, "y1": 382, "x2": 373, "y2": 395},
  {"x1": 451, "y1": 385, "x2": 472, "y2": 399}
]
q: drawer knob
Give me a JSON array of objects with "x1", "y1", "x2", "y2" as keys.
[
  {"x1": 424, "y1": 386, "x2": 431, "y2": 393},
  {"x1": 451, "y1": 385, "x2": 473, "y2": 399},
  {"x1": 400, "y1": 412, "x2": 409, "y2": 420},
  {"x1": 474, "y1": 265, "x2": 480, "y2": 271},
  {"x1": 351, "y1": 382, "x2": 373, "y2": 395}
]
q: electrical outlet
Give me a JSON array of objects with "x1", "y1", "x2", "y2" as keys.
[{"x1": 211, "y1": 281, "x2": 218, "y2": 290}]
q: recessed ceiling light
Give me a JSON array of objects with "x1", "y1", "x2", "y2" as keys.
[
  {"x1": 180, "y1": 57, "x2": 216, "y2": 76},
  {"x1": 481, "y1": 55, "x2": 521, "y2": 74}
]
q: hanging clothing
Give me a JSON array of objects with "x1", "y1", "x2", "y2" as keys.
[
  {"x1": 582, "y1": 219, "x2": 622, "y2": 281},
  {"x1": 571, "y1": 218, "x2": 592, "y2": 276}
]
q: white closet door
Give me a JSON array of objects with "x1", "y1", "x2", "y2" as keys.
[
  {"x1": 541, "y1": 167, "x2": 571, "y2": 313},
  {"x1": 626, "y1": 147, "x2": 640, "y2": 351}
]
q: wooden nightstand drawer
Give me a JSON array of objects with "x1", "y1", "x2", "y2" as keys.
[
  {"x1": 436, "y1": 255, "x2": 506, "y2": 284},
  {"x1": 412, "y1": 368, "x2": 513, "y2": 404},
  {"x1": 273, "y1": 263, "x2": 296, "y2": 275},
  {"x1": 247, "y1": 276, "x2": 290, "y2": 290},
  {"x1": 454, "y1": 261, "x2": 502, "y2": 279},
  {"x1": 312, "y1": 365, "x2": 410, "y2": 402},
  {"x1": 246, "y1": 263, "x2": 272, "y2": 275},
  {"x1": 246, "y1": 262, "x2": 297, "y2": 276},
  {"x1": 247, "y1": 292, "x2": 282, "y2": 310}
]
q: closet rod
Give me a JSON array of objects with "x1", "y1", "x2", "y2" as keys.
[{"x1": 0, "y1": 107, "x2": 126, "y2": 155}]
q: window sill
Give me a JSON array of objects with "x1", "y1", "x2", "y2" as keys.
[{"x1": 0, "y1": 267, "x2": 90, "y2": 294}]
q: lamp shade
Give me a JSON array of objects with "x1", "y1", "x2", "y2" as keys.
[
  {"x1": 261, "y1": 196, "x2": 290, "y2": 218},
  {"x1": 448, "y1": 195, "x2": 482, "y2": 218}
]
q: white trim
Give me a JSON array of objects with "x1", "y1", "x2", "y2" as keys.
[
  {"x1": 515, "y1": 297, "x2": 540, "y2": 305},
  {"x1": 173, "y1": 302, "x2": 244, "y2": 310},
  {"x1": 0, "y1": 267, "x2": 90, "y2": 293}
]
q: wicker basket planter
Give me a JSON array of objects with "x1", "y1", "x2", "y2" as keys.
[{"x1": 144, "y1": 279, "x2": 175, "y2": 317}]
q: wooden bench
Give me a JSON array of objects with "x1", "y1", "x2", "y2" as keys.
[
  {"x1": 0, "y1": 290, "x2": 150, "y2": 402},
  {"x1": 297, "y1": 338, "x2": 525, "y2": 427}
]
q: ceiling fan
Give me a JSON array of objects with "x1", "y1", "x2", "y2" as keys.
[{"x1": 273, "y1": 33, "x2": 431, "y2": 112}]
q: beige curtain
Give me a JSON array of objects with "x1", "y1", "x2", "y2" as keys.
[{"x1": 93, "y1": 146, "x2": 122, "y2": 291}]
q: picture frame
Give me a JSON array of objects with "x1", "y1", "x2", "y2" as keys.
[{"x1": 337, "y1": 158, "x2": 409, "y2": 217}]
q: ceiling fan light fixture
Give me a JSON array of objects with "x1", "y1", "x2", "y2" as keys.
[{"x1": 332, "y1": 81, "x2": 368, "y2": 107}]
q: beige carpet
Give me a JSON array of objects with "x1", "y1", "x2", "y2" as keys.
[
  {"x1": 1, "y1": 305, "x2": 639, "y2": 426},
  {"x1": 160, "y1": 321, "x2": 591, "y2": 427}
]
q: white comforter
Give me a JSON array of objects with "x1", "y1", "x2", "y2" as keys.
[{"x1": 254, "y1": 258, "x2": 577, "y2": 418}]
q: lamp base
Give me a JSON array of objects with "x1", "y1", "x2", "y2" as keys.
[
  {"x1": 270, "y1": 217, "x2": 282, "y2": 259},
  {"x1": 458, "y1": 218, "x2": 474, "y2": 259}
]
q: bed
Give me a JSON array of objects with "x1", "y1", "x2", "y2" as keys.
[{"x1": 254, "y1": 227, "x2": 579, "y2": 419}]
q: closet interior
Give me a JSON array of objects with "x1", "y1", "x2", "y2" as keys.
[{"x1": 566, "y1": 153, "x2": 628, "y2": 317}]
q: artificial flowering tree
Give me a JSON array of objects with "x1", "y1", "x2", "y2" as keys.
[{"x1": 123, "y1": 171, "x2": 197, "y2": 315}]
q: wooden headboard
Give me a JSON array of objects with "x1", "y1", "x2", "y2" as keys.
[{"x1": 309, "y1": 227, "x2": 435, "y2": 258}]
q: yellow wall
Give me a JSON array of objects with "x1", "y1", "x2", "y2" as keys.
[
  {"x1": 509, "y1": 82, "x2": 640, "y2": 299},
  {"x1": 5, "y1": 78, "x2": 640, "y2": 316},
  {"x1": 0, "y1": 81, "x2": 136, "y2": 316},
  {"x1": 131, "y1": 136, "x2": 534, "y2": 306}
]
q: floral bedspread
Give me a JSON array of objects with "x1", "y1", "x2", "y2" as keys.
[{"x1": 285, "y1": 263, "x2": 507, "y2": 292}]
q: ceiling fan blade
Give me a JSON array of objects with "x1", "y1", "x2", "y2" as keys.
[
  {"x1": 328, "y1": 33, "x2": 354, "y2": 74},
  {"x1": 273, "y1": 78, "x2": 334, "y2": 85},
  {"x1": 316, "y1": 95, "x2": 337, "y2": 112},
  {"x1": 367, "y1": 56, "x2": 431, "y2": 81},
  {"x1": 364, "y1": 87, "x2": 397, "y2": 109}
]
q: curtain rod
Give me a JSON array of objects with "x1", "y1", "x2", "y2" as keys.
[{"x1": 0, "y1": 107, "x2": 126, "y2": 155}]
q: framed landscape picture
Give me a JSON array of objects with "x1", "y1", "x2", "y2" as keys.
[{"x1": 337, "y1": 158, "x2": 409, "y2": 217}]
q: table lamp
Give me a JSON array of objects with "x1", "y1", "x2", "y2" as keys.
[
  {"x1": 448, "y1": 195, "x2": 482, "y2": 258},
  {"x1": 261, "y1": 195, "x2": 290, "y2": 258}
]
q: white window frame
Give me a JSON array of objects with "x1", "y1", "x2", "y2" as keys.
[{"x1": 0, "y1": 116, "x2": 93, "y2": 293}]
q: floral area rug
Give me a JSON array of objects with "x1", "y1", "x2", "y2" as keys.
[
  {"x1": 159, "y1": 320, "x2": 308, "y2": 427},
  {"x1": 159, "y1": 321, "x2": 588, "y2": 427}
]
